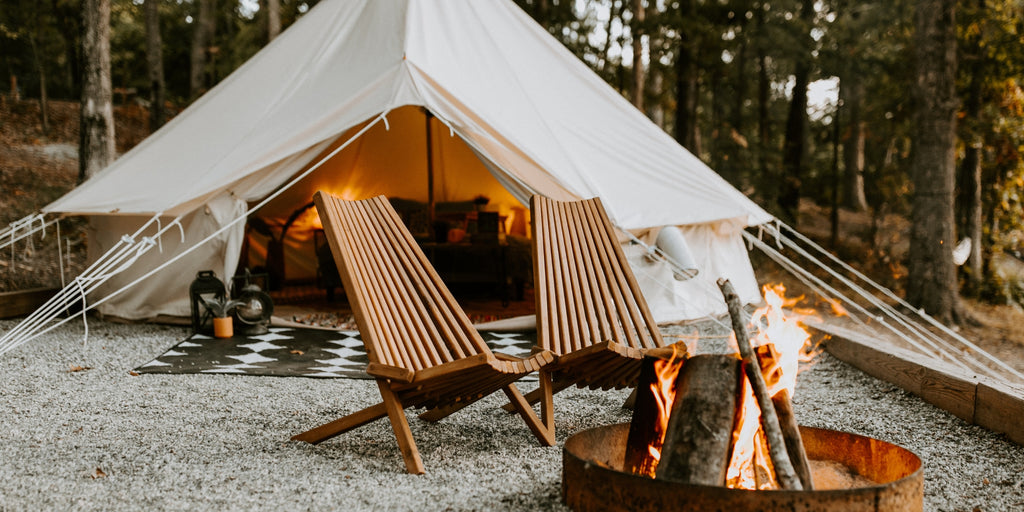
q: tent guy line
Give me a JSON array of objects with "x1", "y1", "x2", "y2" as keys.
[
  {"x1": 0, "y1": 214, "x2": 173, "y2": 355},
  {"x1": 769, "y1": 223, "x2": 1024, "y2": 383},
  {"x1": 747, "y1": 234, "x2": 977, "y2": 374},
  {"x1": 746, "y1": 229, "x2": 1024, "y2": 384}
]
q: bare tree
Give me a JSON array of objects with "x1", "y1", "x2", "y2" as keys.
[
  {"x1": 778, "y1": 0, "x2": 815, "y2": 224},
  {"x1": 79, "y1": 0, "x2": 115, "y2": 183},
  {"x1": 189, "y1": 0, "x2": 214, "y2": 99},
  {"x1": 630, "y1": 0, "x2": 645, "y2": 110},
  {"x1": 840, "y1": 74, "x2": 868, "y2": 211},
  {"x1": 674, "y1": 0, "x2": 700, "y2": 153},
  {"x1": 268, "y1": 0, "x2": 281, "y2": 41},
  {"x1": 28, "y1": 10, "x2": 49, "y2": 134},
  {"x1": 957, "y1": 0, "x2": 987, "y2": 295},
  {"x1": 907, "y1": 0, "x2": 963, "y2": 323},
  {"x1": 145, "y1": 0, "x2": 165, "y2": 131}
]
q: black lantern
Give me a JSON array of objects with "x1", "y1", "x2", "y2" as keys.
[
  {"x1": 233, "y1": 270, "x2": 274, "y2": 336},
  {"x1": 189, "y1": 270, "x2": 226, "y2": 334}
]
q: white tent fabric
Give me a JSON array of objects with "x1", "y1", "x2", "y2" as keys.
[{"x1": 40, "y1": 0, "x2": 772, "y2": 322}]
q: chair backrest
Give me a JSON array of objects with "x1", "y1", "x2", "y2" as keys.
[
  {"x1": 313, "y1": 193, "x2": 492, "y2": 372},
  {"x1": 531, "y1": 195, "x2": 664, "y2": 355}
]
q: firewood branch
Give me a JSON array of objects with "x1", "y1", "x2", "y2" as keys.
[{"x1": 717, "y1": 278, "x2": 803, "y2": 491}]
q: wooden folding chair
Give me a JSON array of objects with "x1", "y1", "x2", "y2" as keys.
[
  {"x1": 292, "y1": 193, "x2": 555, "y2": 474},
  {"x1": 503, "y1": 195, "x2": 682, "y2": 431}
]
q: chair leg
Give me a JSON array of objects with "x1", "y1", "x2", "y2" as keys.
[
  {"x1": 418, "y1": 400, "x2": 472, "y2": 422},
  {"x1": 501, "y1": 375, "x2": 572, "y2": 412},
  {"x1": 538, "y1": 370, "x2": 554, "y2": 434},
  {"x1": 622, "y1": 387, "x2": 638, "y2": 410},
  {"x1": 291, "y1": 402, "x2": 388, "y2": 444},
  {"x1": 377, "y1": 380, "x2": 426, "y2": 474},
  {"x1": 502, "y1": 381, "x2": 555, "y2": 446}
]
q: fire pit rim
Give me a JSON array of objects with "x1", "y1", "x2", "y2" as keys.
[{"x1": 562, "y1": 422, "x2": 923, "y2": 512}]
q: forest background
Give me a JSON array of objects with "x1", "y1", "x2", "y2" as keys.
[{"x1": 2, "y1": 0, "x2": 1024, "y2": 328}]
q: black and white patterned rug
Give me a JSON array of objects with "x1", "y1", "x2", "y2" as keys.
[{"x1": 135, "y1": 327, "x2": 538, "y2": 379}]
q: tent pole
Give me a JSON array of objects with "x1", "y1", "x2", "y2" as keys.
[{"x1": 425, "y1": 109, "x2": 435, "y2": 228}]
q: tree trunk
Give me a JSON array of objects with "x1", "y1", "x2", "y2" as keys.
[
  {"x1": 599, "y1": 2, "x2": 614, "y2": 73},
  {"x1": 267, "y1": 0, "x2": 281, "y2": 41},
  {"x1": 840, "y1": 75, "x2": 868, "y2": 211},
  {"x1": 778, "y1": 0, "x2": 815, "y2": 224},
  {"x1": 189, "y1": 0, "x2": 214, "y2": 100},
  {"x1": 673, "y1": 0, "x2": 699, "y2": 153},
  {"x1": 28, "y1": 29, "x2": 49, "y2": 134},
  {"x1": 631, "y1": 0, "x2": 645, "y2": 111},
  {"x1": 52, "y1": 0, "x2": 81, "y2": 95},
  {"x1": 960, "y1": 142, "x2": 984, "y2": 292},
  {"x1": 907, "y1": 0, "x2": 962, "y2": 323},
  {"x1": 649, "y1": 68, "x2": 665, "y2": 128},
  {"x1": 756, "y1": 10, "x2": 773, "y2": 209},
  {"x1": 145, "y1": 0, "x2": 165, "y2": 132},
  {"x1": 79, "y1": 0, "x2": 115, "y2": 183},
  {"x1": 957, "y1": 0, "x2": 986, "y2": 295},
  {"x1": 534, "y1": 0, "x2": 550, "y2": 28}
]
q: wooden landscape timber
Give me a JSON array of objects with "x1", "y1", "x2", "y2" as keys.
[
  {"x1": 0, "y1": 288, "x2": 58, "y2": 319},
  {"x1": 813, "y1": 321, "x2": 1024, "y2": 446}
]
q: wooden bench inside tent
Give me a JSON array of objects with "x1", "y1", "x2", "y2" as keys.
[
  {"x1": 502, "y1": 195, "x2": 685, "y2": 431},
  {"x1": 292, "y1": 193, "x2": 555, "y2": 474}
]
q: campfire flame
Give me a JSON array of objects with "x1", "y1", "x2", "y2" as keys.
[
  {"x1": 750, "y1": 284, "x2": 813, "y2": 397},
  {"x1": 639, "y1": 344, "x2": 686, "y2": 477},
  {"x1": 643, "y1": 284, "x2": 817, "y2": 489}
]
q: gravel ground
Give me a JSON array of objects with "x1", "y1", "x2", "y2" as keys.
[{"x1": 1, "y1": 318, "x2": 1023, "y2": 511}]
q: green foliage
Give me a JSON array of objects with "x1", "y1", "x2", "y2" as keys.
[{"x1": 0, "y1": 0, "x2": 80, "y2": 101}]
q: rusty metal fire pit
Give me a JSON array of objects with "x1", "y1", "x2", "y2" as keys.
[{"x1": 563, "y1": 423, "x2": 922, "y2": 512}]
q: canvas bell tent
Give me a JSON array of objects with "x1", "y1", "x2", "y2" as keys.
[{"x1": 0, "y1": 0, "x2": 774, "y2": 352}]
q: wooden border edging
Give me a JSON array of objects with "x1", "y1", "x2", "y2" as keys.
[
  {"x1": 811, "y1": 322, "x2": 1024, "y2": 446},
  {"x1": 0, "y1": 287, "x2": 58, "y2": 319}
]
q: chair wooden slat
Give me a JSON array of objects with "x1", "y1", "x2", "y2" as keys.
[
  {"x1": 568, "y1": 199, "x2": 619, "y2": 346},
  {"x1": 552, "y1": 200, "x2": 587, "y2": 352},
  {"x1": 580, "y1": 198, "x2": 645, "y2": 349},
  {"x1": 588, "y1": 198, "x2": 664, "y2": 349},
  {"x1": 294, "y1": 192, "x2": 556, "y2": 473},
  {"x1": 350, "y1": 199, "x2": 448, "y2": 367},
  {"x1": 562, "y1": 199, "x2": 605, "y2": 349},
  {"x1": 368, "y1": 197, "x2": 487, "y2": 359},
  {"x1": 530, "y1": 196, "x2": 552, "y2": 359},
  {"x1": 339, "y1": 199, "x2": 424, "y2": 369}
]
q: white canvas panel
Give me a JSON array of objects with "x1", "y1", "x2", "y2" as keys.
[
  {"x1": 627, "y1": 220, "x2": 762, "y2": 323},
  {"x1": 88, "y1": 194, "x2": 247, "y2": 320}
]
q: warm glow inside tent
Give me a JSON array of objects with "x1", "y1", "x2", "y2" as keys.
[{"x1": 242, "y1": 106, "x2": 528, "y2": 282}]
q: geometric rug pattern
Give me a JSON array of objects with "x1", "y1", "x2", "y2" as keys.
[{"x1": 135, "y1": 327, "x2": 538, "y2": 380}]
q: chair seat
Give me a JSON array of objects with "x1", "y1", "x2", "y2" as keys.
[
  {"x1": 391, "y1": 350, "x2": 555, "y2": 410},
  {"x1": 548, "y1": 341, "x2": 683, "y2": 391}
]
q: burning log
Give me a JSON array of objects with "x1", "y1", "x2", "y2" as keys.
[
  {"x1": 654, "y1": 354, "x2": 743, "y2": 485},
  {"x1": 717, "y1": 278, "x2": 803, "y2": 491},
  {"x1": 773, "y1": 389, "x2": 814, "y2": 489},
  {"x1": 624, "y1": 355, "x2": 682, "y2": 476}
]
